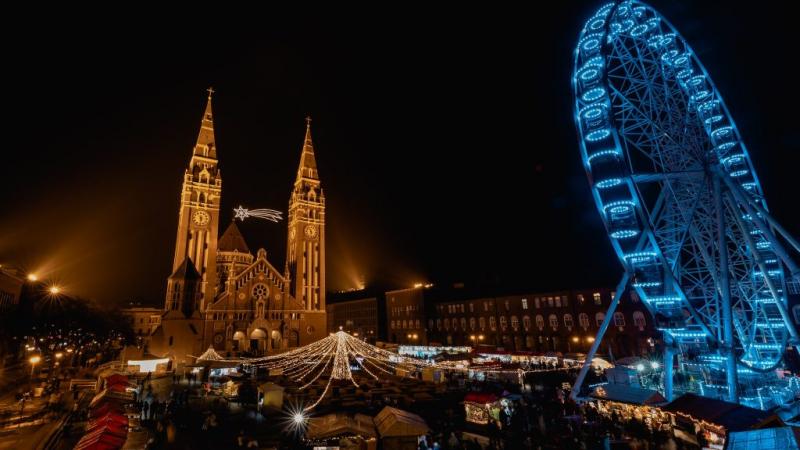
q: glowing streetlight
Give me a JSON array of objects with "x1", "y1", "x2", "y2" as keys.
[
  {"x1": 55, "y1": 352, "x2": 63, "y2": 359},
  {"x1": 29, "y1": 355, "x2": 41, "y2": 390},
  {"x1": 49, "y1": 286, "x2": 61, "y2": 295},
  {"x1": 293, "y1": 412, "x2": 306, "y2": 425},
  {"x1": 478, "y1": 335, "x2": 484, "y2": 341},
  {"x1": 636, "y1": 363, "x2": 645, "y2": 372},
  {"x1": 651, "y1": 361, "x2": 659, "y2": 369},
  {"x1": 27, "y1": 273, "x2": 38, "y2": 282},
  {"x1": 587, "y1": 336, "x2": 596, "y2": 343},
  {"x1": 572, "y1": 336, "x2": 580, "y2": 343}
]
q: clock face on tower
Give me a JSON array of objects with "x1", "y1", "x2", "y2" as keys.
[
  {"x1": 192, "y1": 211, "x2": 210, "y2": 227},
  {"x1": 304, "y1": 225, "x2": 317, "y2": 239}
]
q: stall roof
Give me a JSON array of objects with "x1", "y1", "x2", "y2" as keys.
[
  {"x1": 590, "y1": 384, "x2": 666, "y2": 406},
  {"x1": 464, "y1": 392, "x2": 499, "y2": 404},
  {"x1": 661, "y1": 393, "x2": 781, "y2": 431},
  {"x1": 306, "y1": 413, "x2": 377, "y2": 440},
  {"x1": 374, "y1": 406, "x2": 429, "y2": 437},
  {"x1": 726, "y1": 427, "x2": 800, "y2": 450}
]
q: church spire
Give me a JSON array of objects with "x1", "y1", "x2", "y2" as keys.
[
  {"x1": 296, "y1": 115, "x2": 318, "y2": 181},
  {"x1": 193, "y1": 87, "x2": 217, "y2": 159}
]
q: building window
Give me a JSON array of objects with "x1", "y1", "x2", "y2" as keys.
[
  {"x1": 390, "y1": 320, "x2": 395, "y2": 329},
  {"x1": 469, "y1": 303, "x2": 474, "y2": 313},
  {"x1": 489, "y1": 317, "x2": 497, "y2": 331},
  {"x1": 522, "y1": 298, "x2": 528, "y2": 310},
  {"x1": 499, "y1": 316, "x2": 507, "y2": 331},
  {"x1": 526, "y1": 336, "x2": 534, "y2": 349},
  {"x1": 415, "y1": 319, "x2": 421, "y2": 329},
  {"x1": 564, "y1": 314, "x2": 574, "y2": 328},
  {"x1": 428, "y1": 319, "x2": 433, "y2": 330},
  {"x1": 579, "y1": 313, "x2": 589, "y2": 329},
  {"x1": 523, "y1": 315, "x2": 531, "y2": 331},
  {"x1": 548, "y1": 297, "x2": 554, "y2": 307},
  {"x1": 484, "y1": 302, "x2": 489, "y2": 312},
  {"x1": 444, "y1": 319, "x2": 450, "y2": 330},
  {"x1": 436, "y1": 319, "x2": 441, "y2": 330},
  {"x1": 534, "y1": 298, "x2": 540, "y2": 309},
  {"x1": 479, "y1": 317, "x2": 486, "y2": 330},
  {"x1": 577, "y1": 294, "x2": 585, "y2": 303},
  {"x1": 614, "y1": 312, "x2": 625, "y2": 327},
  {"x1": 593, "y1": 293, "x2": 602, "y2": 305},
  {"x1": 504, "y1": 300, "x2": 510, "y2": 311},
  {"x1": 460, "y1": 318, "x2": 467, "y2": 331},
  {"x1": 633, "y1": 311, "x2": 646, "y2": 329},
  {"x1": 595, "y1": 312, "x2": 605, "y2": 327},
  {"x1": 555, "y1": 297, "x2": 561, "y2": 308},
  {"x1": 536, "y1": 315, "x2": 544, "y2": 330},
  {"x1": 511, "y1": 316, "x2": 519, "y2": 331},
  {"x1": 548, "y1": 314, "x2": 558, "y2": 329},
  {"x1": 470, "y1": 317, "x2": 476, "y2": 330},
  {"x1": 562, "y1": 296, "x2": 569, "y2": 307}
]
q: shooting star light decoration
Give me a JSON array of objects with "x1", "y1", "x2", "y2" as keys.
[{"x1": 233, "y1": 205, "x2": 283, "y2": 223}]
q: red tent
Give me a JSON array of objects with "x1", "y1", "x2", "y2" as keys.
[
  {"x1": 74, "y1": 430, "x2": 126, "y2": 450},
  {"x1": 103, "y1": 374, "x2": 130, "y2": 386},
  {"x1": 464, "y1": 392, "x2": 499, "y2": 404},
  {"x1": 88, "y1": 412, "x2": 128, "y2": 429},
  {"x1": 88, "y1": 401, "x2": 125, "y2": 419}
]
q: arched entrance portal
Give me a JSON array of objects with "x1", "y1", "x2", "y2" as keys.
[
  {"x1": 250, "y1": 328, "x2": 267, "y2": 355},
  {"x1": 233, "y1": 331, "x2": 246, "y2": 352}
]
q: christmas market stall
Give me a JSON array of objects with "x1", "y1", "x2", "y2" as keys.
[
  {"x1": 258, "y1": 381, "x2": 285, "y2": 410},
  {"x1": 305, "y1": 412, "x2": 377, "y2": 449},
  {"x1": 660, "y1": 393, "x2": 783, "y2": 448},
  {"x1": 464, "y1": 392, "x2": 500, "y2": 425},
  {"x1": 589, "y1": 384, "x2": 669, "y2": 430},
  {"x1": 374, "y1": 406, "x2": 429, "y2": 450}
]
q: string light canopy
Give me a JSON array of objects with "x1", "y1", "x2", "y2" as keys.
[
  {"x1": 202, "y1": 330, "x2": 559, "y2": 411},
  {"x1": 242, "y1": 330, "x2": 434, "y2": 411}
]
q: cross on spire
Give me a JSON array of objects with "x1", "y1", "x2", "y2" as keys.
[
  {"x1": 207, "y1": 86, "x2": 215, "y2": 98},
  {"x1": 305, "y1": 115, "x2": 312, "y2": 127}
]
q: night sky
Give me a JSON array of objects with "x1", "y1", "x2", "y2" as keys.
[{"x1": 3, "y1": 2, "x2": 799, "y2": 306}]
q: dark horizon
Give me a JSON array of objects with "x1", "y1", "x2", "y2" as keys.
[{"x1": 3, "y1": 1, "x2": 799, "y2": 306}]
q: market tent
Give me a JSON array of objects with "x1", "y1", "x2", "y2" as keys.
[
  {"x1": 661, "y1": 393, "x2": 782, "y2": 431},
  {"x1": 725, "y1": 427, "x2": 800, "y2": 450},
  {"x1": 306, "y1": 412, "x2": 377, "y2": 440},
  {"x1": 90, "y1": 389, "x2": 134, "y2": 409},
  {"x1": 374, "y1": 406, "x2": 429, "y2": 437},
  {"x1": 591, "y1": 357, "x2": 613, "y2": 369},
  {"x1": 74, "y1": 429, "x2": 127, "y2": 450},
  {"x1": 258, "y1": 382, "x2": 285, "y2": 409},
  {"x1": 590, "y1": 384, "x2": 666, "y2": 406},
  {"x1": 464, "y1": 392, "x2": 499, "y2": 404},
  {"x1": 89, "y1": 401, "x2": 125, "y2": 419}
]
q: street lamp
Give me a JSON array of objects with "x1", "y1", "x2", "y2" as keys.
[
  {"x1": 29, "y1": 355, "x2": 41, "y2": 391},
  {"x1": 49, "y1": 286, "x2": 61, "y2": 295},
  {"x1": 27, "y1": 273, "x2": 38, "y2": 282}
]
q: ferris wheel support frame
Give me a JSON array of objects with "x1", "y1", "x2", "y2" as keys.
[{"x1": 571, "y1": 168, "x2": 800, "y2": 403}]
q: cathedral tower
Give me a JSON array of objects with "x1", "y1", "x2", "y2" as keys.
[
  {"x1": 168, "y1": 88, "x2": 222, "y2": 310},
  {"x1": 287, "y1": 117, "x2": 326, "y2": 311}
]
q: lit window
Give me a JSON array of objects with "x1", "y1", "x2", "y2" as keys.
[
  {"x1": 469, "y1": 318, "x2": 476, "y2": 330},
  {"x1": 555, "y1": 297, "x2": 561, "y2": 307},
  {"x1": 460, "y1": 318, "x2": 467, "y2": 330},
  {"x1": 469, "y1": 303, "x2": 474, "y2": 312},
  {"x1": 500, "y1": 316, "x2": 507, "y2": 331},
  {"x1": 511, "y1": 316, "x2": 519, "y2": 331},
  {"x1": 593, "y1": 293, "x2": 602, "y2": 305},
  {"x1": 577, "y1": 294, "x2": 585, "y2": 303},
  {"x1": 504, "y1": 300, "x2": 510, "y2": 311},
  {"x1": 415, "y1": 319, "x2": 421, "y2": 329},
  {"x1": 479, "y1": 317, "x2": 486, "y2": 330},
  {"x1": 549, "y1": 314, "x2": 558, "y2": 329},
  {"x1": 614, "y1": 312, "x2": 625, "y2": 327},
  {"x1": 579, "y1": 313, "x2": 589, "y2": 329},
  {"x1": 595, "y1": 312, "x2": 605, "y2": 327},
  {"x1": 391, "y1": 321, "x2": 395, "y2": 329},
  {"x1": 633, "y1": 311, "x2": 646, "y2": 329},
  {"x1": 522, "y1": 298, "x2": 528, "y2": 310},
  {"x1": 489, "y1": 317, "x2": 497, "y2": 331},
  {"x1": 484, "y1": 302, "x2": 489, "y2": 311},
  {"x1": 535, "y1": 298, "x2": 540, "y2": 308},
  {"x1": 564, "y1": 314, "x2": 573, "y2": 328},
  {"x1": 535, "y1": 315, "x2": 544, "y2": 329},
  {"x1": 548, "y1": 297, "x2": 554, "y2": 307},
  {"x1": 522, "y1": 316, "x2": 531, "y2": 330},
  {"x1": 562, "y1": 296, "x2": 569, "y2": 307}
]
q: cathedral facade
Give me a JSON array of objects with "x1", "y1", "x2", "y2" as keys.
[{"x1": 147, "y1": 90, "x2": 327, "y2": 365}]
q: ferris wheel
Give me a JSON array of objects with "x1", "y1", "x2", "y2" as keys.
[{"x1": 569, "y1": 1, "x2": 800, "y2": 409}]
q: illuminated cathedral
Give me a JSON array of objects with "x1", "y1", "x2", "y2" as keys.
[{"x1": 148, "y1": 90, "x2": 327, "y2": 365}]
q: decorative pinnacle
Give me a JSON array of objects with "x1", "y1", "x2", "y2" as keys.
[
  {"x1": 207, "y1": 86, "x2": 215, "y2": 98},
  {"x1": 305, "y1": 115, "x2": 312, "y2": 127}
]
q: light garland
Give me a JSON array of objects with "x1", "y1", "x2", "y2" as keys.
[{"x1": 207, "y1": 331, "x2": 567, "y2": 411}]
